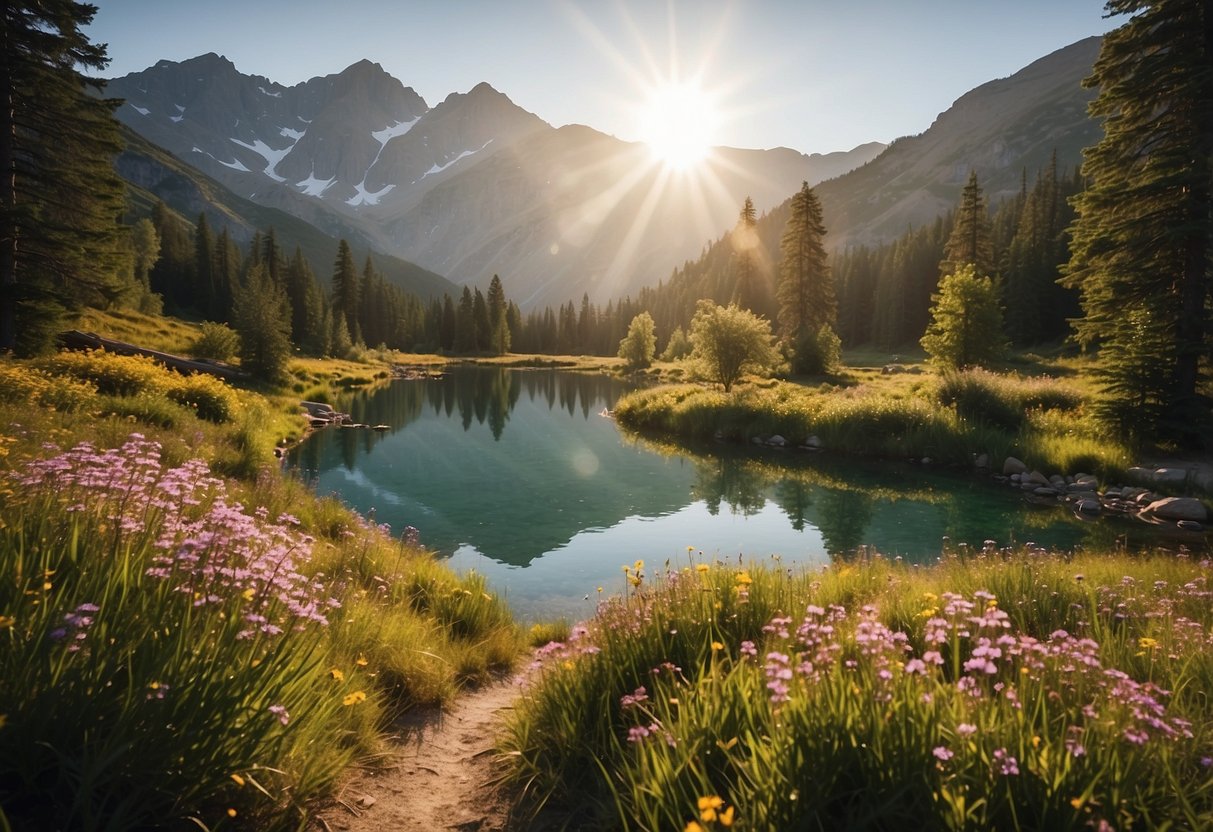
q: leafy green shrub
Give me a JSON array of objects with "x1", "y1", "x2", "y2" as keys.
[
  {"x1": 791, "y1": 325, "x2": 842, "y2": 375},
  {"x1": 167, "y1": 373, "x2": 242, "y2": 423},
  {"x1": 97, "y1": 391, "x2": 194, "y2": 429},
  {"x1": 190, "y1": 321, "x2": 240, "y2": 361}
]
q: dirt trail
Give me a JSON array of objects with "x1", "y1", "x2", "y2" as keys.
[{"x1": 312, "y1": 677, "x2": 528, "y2": 832}]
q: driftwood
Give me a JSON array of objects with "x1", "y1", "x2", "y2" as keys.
[{"x1": 58, "y1": 330, "x2": 247, "y2": 381}]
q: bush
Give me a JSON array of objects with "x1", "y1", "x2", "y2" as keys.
[
  {"x1": 166, "y1": 373, "x2": 242, "y2": 423},
  {"x1": 191, "y1": 321, "x2": 240, "y2": 362},
  {"x1": 0, "y1": 363, "x2": 97, "y2": 412},
  {"x1": 791, "y1": 325, "x2": 842, "y2": 375},
  {"x1": 34, "y1": 350, "x2": 170, "y2": 397}
]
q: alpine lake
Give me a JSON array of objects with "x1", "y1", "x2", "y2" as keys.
[{"x1": 287, "y1": 366, "x2": 1210, "y2": 622}]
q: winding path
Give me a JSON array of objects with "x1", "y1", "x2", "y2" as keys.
[{"x1": 312, "y1": 677, "x2": 527, "y2": 832}]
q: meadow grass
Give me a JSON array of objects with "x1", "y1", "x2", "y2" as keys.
[
  {"x1": 501, "y1": 548, "x2": 1213, "y2": 830},
  {"x1": 615, "y1": 365, "x2": 1133, "y2": 479},
  {"x1": 0, "y1": 352, "x2": 522, "y2": 830}
]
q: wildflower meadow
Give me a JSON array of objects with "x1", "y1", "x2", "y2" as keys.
[{"x1": 503, "y1": 549, "x2": 1213, "y2": 830}]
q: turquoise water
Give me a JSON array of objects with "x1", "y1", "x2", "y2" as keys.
[{"x1": 287, "y1": 367, "x2": 1195, "y2": 621}]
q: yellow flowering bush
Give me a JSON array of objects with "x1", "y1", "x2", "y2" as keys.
[
  {"x1": 34, "y1": 351, "x2": 170, "y2": 397},
  {"x1": 166, "y1": 373, "x2": 241, "y2": 423},
  {"x1": 0, "y1": 364, "x2": 97, "y2": 412}
]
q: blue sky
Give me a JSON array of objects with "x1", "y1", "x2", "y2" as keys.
[{"x1": 89, "y1": 0, "x2": 1118, "y2": 154}]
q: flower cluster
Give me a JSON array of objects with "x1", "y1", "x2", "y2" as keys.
[{"x1": 18, "y1": 436, "x2": 339, "y2": 639}]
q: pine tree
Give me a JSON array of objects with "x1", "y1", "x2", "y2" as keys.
[
  {"x1": 487, "y1": 274, "x2": 510, "y2": 354},
  {"x1": 0, "y1": 1, "x2": 127, "y2": 353},
  {"x1": 330, "y1": 239, "x2": 359, "y2": 338},
  {"x1": 920, "y1": 264, "x2": 1008, "y2": 369},
  {"x1": 730, "y1": 197, "x2": 769, "y2": 313},
  {"x1": 193, "y1": 213, "x2": 216, "y2": 317},
  {"x1": 1064, "y1": 0, "x2": 1213, "y2": 443},
  {"x1": 940, "y1": 171, "x2": 995, "y2": 278},
  {"x1": 454, "y1": 286, "x2": 475, "y2": 353},
  {"x1": 472, "y1": 287, "x2": 490, "y2": 352},
  {"x1": 776, "y1": 181, "x2": 833, "y2": 342},
  {"x1": 233, "y1": 263, "x2": 292, "y2": 383}
]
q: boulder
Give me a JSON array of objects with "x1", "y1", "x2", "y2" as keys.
[
  {"x1": 974, "y1": 453, "x2": 990, "y2": 470},
  {"x1": 1142, "y1": 497, "x2": 1208, "y2": 522},
  {"x1": 767, "y1": 435, "x2": 788, "y2": 448},
  {"x1": 1126, "y1": 466, "x2": 1156, "y2": 485},
  {"x1": 1077, "y1": 499, "x2": 1101, "y2": 515},
  {"x1": 1027, "y1": 470, "x2": 1050, "y2": 486},
  {"x1": 804, "y1": 435, "x2": 823, "y2": 449},
  {"x1": 1003, "y1": 456, "x2": 1028, "y2": 476},
  {"x1": 751, "y1": 436, "x2": 764, "y2": 445},
  {"x1": 1152, "y1": 468, "x2": 1190, "y2": 487},
  {"x1": 1033, "y1": 486, "x2": 1059, "y2": 497},
  {"x1": 1049, "y1": 474, "x2": 1066, "y2": 488}
]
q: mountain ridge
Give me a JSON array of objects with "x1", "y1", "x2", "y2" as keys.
[{"x1": 107, "y1": 57, "x2": 884, "y2": 307}]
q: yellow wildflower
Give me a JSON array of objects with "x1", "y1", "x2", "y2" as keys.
[
  {"x1": 227, "y1": 808, "x2": 237, "y2": 818},
  {"x1": 695, "y1": 563, "x2": 710, "y2": 573},
  {"x1": 328, "y1": 668, "x2": 345, "y2": 682},
  {"x1": 720, "y1": 804, "x2": 735, "y2": 826},
  {"x1": 634, "y1": 559, "x2": 645, "y2": 571},
  {"x1": 698, "y1": 795, "x2": 723, "y2": 822},
  {"x1": 1138, "y1": 637, "x2": 1159, "y2": 650},
  {"x1": 1070, "y1": 797, "x2": 1084, "y2": 810},
  {"x1": 355, "y1": 655, "x2": 369, "y2": 667},
  {"x1": 711, "y1": 641, "x2": 724, "y2": 651},
  {"x1": 735, "y1": 571, "x2": 753, "y2": 586},
  {"x1": 685, "y1": 823, "x2": 705, "y2": 832},
  {"x1": 342, "y1": 691, "x2": 367, "y2": 706},
  {"x1": 230, "y1": 773, "x2": 245, "y2": 787},
  {"x1": 0, "y1": 615, "x2": 14, "y2": 629}
]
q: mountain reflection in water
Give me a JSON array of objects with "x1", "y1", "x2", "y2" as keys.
[{"x1": 286, "y1": 367, "x2": 1190, "y2": 620}]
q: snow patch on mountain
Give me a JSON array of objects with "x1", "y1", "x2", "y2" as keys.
[
  {"x1": 372, "y1": 116, "x2": 421, "y2": 146},
  {"x1": 346, "y1": 180, "x2": 396, "y2": 207},
  {"x1": 297, "y1": 166, "x2": 336, "y2": 197},
  {"x1": 230, "y1": 136, "x2": 297, "y2": 182},
  {"x1": 192, "y1": 146, "x2": 251, "y2": 173},
  {"x1": 419, "y1": 140, "x2": 492, "y2": 181},
  {"x1": 129, "y1": 103, "x2": 149, "y2": 116},
  {"x1": 280, "y1": 127, "x2": 305, "y2": 141},
  {"x1": 258, "y1": 85, "x2": 282, "y2": 98}
]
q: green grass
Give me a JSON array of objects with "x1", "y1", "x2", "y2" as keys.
[
  {"x1": 0, "y1": 351, "x2": 522, "y2": 830},
  {"x1": 501, "y1": 550, "x2": 1213, "y2": 830},
  {"x1": 615, "y1": 364, "x2": 1133, "y2": 479}
]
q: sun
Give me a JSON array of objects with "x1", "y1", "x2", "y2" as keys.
[{"x1": 636, "y1": 82, "x2": 720, "y2": 170}]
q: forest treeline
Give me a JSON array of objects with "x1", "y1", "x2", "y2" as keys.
[{"x1": 141, "y1": 155, "x2": 1080, "y2": 363}]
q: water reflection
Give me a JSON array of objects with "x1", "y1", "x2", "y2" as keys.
[{"x1": 286, "y1": 367, "x2": 1206, "y2": 619}]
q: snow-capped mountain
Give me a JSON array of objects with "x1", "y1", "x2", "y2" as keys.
[{"x1": 108, "y1": 55, "x2": 884, "y2": 307}]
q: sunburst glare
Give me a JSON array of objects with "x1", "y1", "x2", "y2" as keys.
[{"x1": 636, "y1": 81, "x2": 720, "y2": 170}]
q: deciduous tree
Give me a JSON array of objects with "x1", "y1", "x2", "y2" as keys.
[{"x1": 689, "y1": 300, "x2": 778, "y2": 392}]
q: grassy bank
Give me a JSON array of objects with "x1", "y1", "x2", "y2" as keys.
[
  {"x1": 614, "y1": 367, "x2": 1132, "y2": 479},
  {"x1": 501, "y1": 548, "x2": 1213, "y2": 830},
  {"x1": 0, "y1": 350, "x2": 520, "y2": 830}
]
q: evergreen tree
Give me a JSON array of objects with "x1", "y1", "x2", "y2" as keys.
[
  {"x1": 233, "y1": 263, "x2": 292, "y2": 383},
  {"x1": 0, "y1": 1, "x2": 127, "y2": 353},
  {"x1": 193, "y1": 213, "x2": 216, "y2": 317},
  {"x1": 776, "y1": 181, "x2": 833, "y2": 343},
  {"x1": 487, "y1": 274, "x2": 510, "y2": 354},
  {"x1": 920, "y1": 264, "x2": 1008, "y2": 369},
  {"x1": 455, "y1": 286, "x2": 476, "y2": 353},
  {"x1": 1064, "y1": 0, "x2": 1213, "y2": 444},
  {"x1": 330, "y1": 239, "x2": 359, "y2": 338},
  {"x1": 730, "y1": 196, "x2": 771, "y2": 315},
  {"x1": 940, "y1": 171, "x2": 995, "y2": 278},
  {"x1": 472, "y1": 287, "x2": 490, "y2": 352}
]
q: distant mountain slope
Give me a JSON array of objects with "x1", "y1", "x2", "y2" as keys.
[
  {"x1": 117, "y1": 125, "x2": 456, "y2": 299},
  {"x1": 107, "y1": 56, "x2": 884, "y2": 308},
  {"x1": 815, "y1": 37, "x2": 1102, "y2": 249}
]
